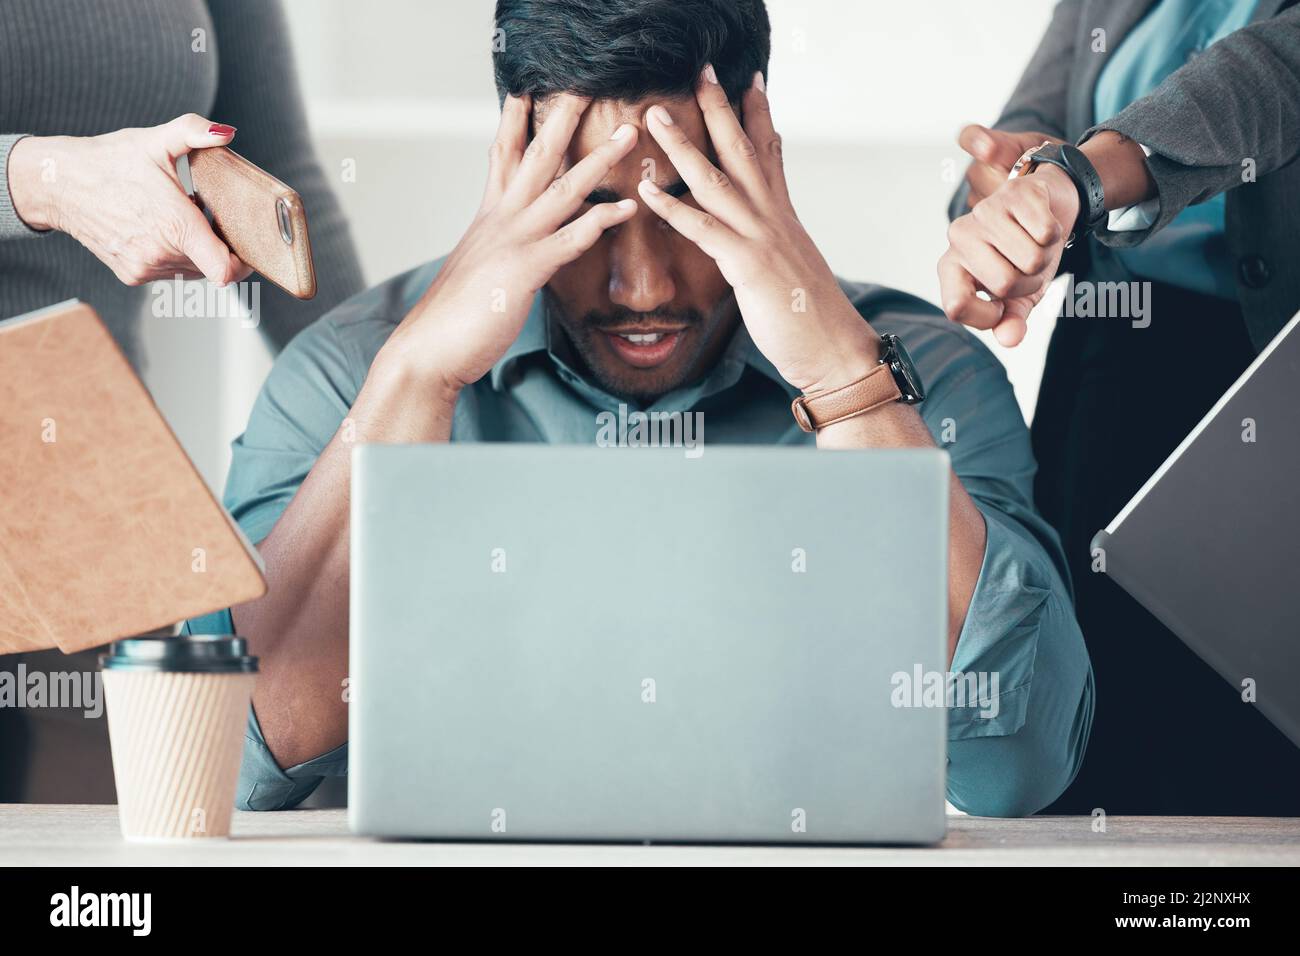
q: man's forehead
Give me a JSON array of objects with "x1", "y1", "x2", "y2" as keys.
[
  {"x1": 533, "y1": 94, "x2": 706, "y2": 142},
  {"x1": 532, "y1": 94, "x2": 677, "y2": 124}
]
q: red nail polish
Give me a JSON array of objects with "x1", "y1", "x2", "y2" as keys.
[{"x1": 208, "y1": 123, "x2": 236, "y2": 137}]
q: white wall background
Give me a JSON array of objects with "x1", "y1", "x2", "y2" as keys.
[{"x1": 144, "y1": 0, "x2": 1062, "y2": 492}]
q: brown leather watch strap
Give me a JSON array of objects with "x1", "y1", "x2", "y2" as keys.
[{"x1": 791, "y1": 363, "x2": 901, "y2": 433}]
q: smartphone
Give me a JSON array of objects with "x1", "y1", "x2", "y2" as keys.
[{"x1": 188, "y1": 146, "x2": 317, "y2": 299}]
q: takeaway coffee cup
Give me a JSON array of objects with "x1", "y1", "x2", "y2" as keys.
[{"x1": 100, "y1": 635, "x2": 257, "y2": 841}]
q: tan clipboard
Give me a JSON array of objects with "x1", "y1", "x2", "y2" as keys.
[{"x1": 0, "y1": 301, "x2": 267, "y2": 654}]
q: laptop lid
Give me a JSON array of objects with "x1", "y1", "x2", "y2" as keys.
[
  {"x1": 1094, "y1": 310, "x2": 1300, "y2": 749},
  {"x1": 349, "y1": 444, "x2": 949, "y2": 844}
]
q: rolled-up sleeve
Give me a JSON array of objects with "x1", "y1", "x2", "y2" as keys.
[
  {"x1": 184, "y1": 312, "x2": 363, "y2": 809},
  {"x1": 183, "y1": 609, "x2": 349, "y2": 810},
  {"x1": 945, "y1": 510, "x2": 1094, "y2": 817},
  {"x1": 237, "y1": 705, "x2": 348, "y2": 811},
  {"x1": 912, "y1": 317, "x2": 1094, "y2": 817}
]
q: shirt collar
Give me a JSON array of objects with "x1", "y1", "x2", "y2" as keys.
[
  {"x1": 489, "y1": 290, "x2": 801, "y2": 401},
  {"x1": 489, "y1": 292, "x2": 551, "y2": 390},
  {"x1": 725, "y1": 322, "x2": 801, "y2": 399}
]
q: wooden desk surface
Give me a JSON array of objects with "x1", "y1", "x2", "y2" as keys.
[{"x1": 1, "y1": 805, "x2": 1297, "y2": 865}]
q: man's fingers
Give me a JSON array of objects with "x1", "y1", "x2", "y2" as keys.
[
  {"x1": 741, "y1": 71, "x2": 791, "y2": 210},
  {"x1": 694, "y1": 64, "x2": 768, "y2": 202},
  {"x1": 938, "y1": 250, "x2": 1003, "y2": 330},
  {"x1": 644, "y1": 103, "x2": 756, "y2": 232},
  {"x1": 536, "y1": 198, "x2": 638, "y2": 268},
  {"x1": 524, "y1": 123, "x2": 639, "y2": 232},
  {"x1": 159, "y1": 113, "x2": 236, "y2": 161},
  {"x1": 637, "y1": 177, "x2": 738, "y2": 260},
  {"x1": 485, "y1": 93, "x2": 531, "y2": 204},
  {"x1": 505, "y1": 93, "x2": 591, "y2": 205}
]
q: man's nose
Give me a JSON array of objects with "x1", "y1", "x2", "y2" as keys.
[{"x1": 607, "y1": 216, "x2": 676, "y2": 313}]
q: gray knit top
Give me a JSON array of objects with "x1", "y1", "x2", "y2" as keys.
[{"x1": 0, "y1": 0, "x2": 365, "y2": 369}]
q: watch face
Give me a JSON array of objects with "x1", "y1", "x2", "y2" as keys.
[
  {"x1": 881, "y1": 333, "x2": 925, "y2": 404},
  {"x1": 1009, "y1": 142, "x2": 1046, "y2": 179}
]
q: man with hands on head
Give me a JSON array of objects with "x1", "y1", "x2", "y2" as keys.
[
  {"x1": 939, "y1": 0, "x2": 1300, "y2": 815},
  {"x1": 188, "y1": 0, "x2": 1092, "y2": 818}
]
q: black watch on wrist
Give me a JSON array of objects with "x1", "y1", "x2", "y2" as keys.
[
  {"x1": 1010, "y1": 142, "x2": 1107, "y2": 247},
  {"x1": 879, "y1": 332, "x2": 925, "y2": 405}
]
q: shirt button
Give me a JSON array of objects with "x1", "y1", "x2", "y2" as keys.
[{"x1": 1238, "y1": 255, "x2": 1271, "y2": 289}]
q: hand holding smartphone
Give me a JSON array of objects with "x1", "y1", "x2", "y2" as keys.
[{"x1": 188, "y1": 146, "x2": 317, "y2": 299}]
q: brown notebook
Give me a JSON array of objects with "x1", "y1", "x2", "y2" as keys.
[{"x1": 0, "y1": 301, "x2": 267, "y2": 654}]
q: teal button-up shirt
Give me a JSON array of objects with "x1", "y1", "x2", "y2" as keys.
[{"x1": 188, "y1": 259, "x2": 1094, "y2": 817}]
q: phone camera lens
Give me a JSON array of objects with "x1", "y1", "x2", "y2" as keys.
[{"x1": 276, "y1": 199, "x2": 294, "y2": 244}]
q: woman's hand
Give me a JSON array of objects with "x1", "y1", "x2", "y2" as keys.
[
  {"x1": 8, "y1": 114, "x2": 250, "y2": 286},
  {"x1": 958, "y1": 125, "x2": 1066, "y2": 208},
  {"x1": 942, "y1": 129, "x2": 1155, "y2": 346},
  {"x1": 939, "y1": 166, "x2": 1078, "y2": 347}
]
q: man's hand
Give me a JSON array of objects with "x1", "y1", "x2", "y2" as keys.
[
  {"x1": 938, "y1": 165, "x2": 1080, "y2": 347},
  {"x1": 372, "y1": 93, "x2": 640, "y2": 403},
  {"x1": 636, "y1": 67, "x2": 879, "y2": 395},
  {"x1": 957, "y1": 124, "x2": 1065, "y2": 208}
]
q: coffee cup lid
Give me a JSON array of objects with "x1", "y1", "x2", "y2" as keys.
[{"x1": 100, "y1": 635, "x2": 258, "y2": 673}]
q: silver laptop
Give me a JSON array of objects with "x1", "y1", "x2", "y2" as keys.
[
  {"x1": 348, "y1": 444, "x2": 949, "y2": 843},
  {"x1": 1094, "y1": 310, "x2": 1300, "y2": 750}
]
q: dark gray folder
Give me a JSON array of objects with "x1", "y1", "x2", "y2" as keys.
[{"x1": 1094, "y1": 311, "x2": 1300, "y2": 749}]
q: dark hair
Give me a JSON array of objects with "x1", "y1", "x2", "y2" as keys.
[{"x1": 493, "y1": 0, "x2": 771, "y2": 105}]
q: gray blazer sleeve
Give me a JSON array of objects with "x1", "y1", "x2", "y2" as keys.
[
  {"x1": 1082, "y1": 3, "x2": 1300, "y2": 245},
  {"x1": 206, "y1": 0, "x2": 366, "y2": 352},
  {"x1": 947, "y1": 0, "x2": 1083, "y2": 222}
]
